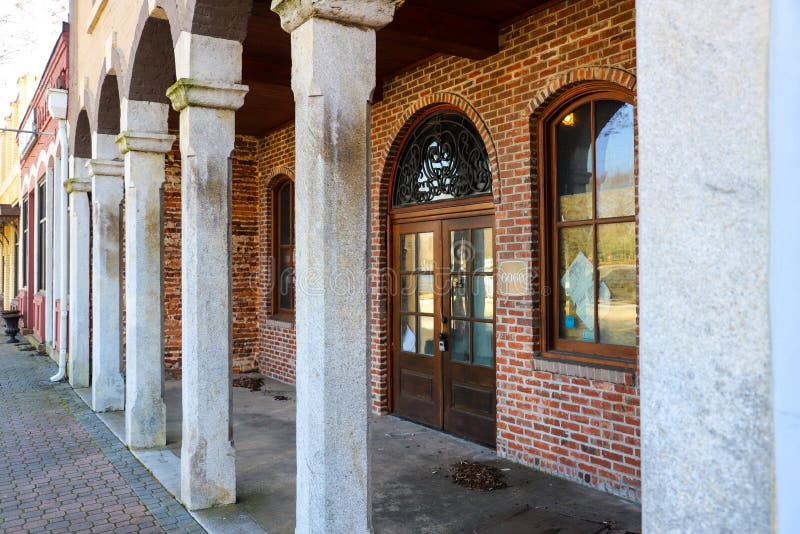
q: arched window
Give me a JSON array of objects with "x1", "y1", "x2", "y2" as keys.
[
  {"x1": 272, "y1": 177, "x2": 294, "y2": 317},
  {"x1": 392, "y1": 110, "x2": 491, "y2": 208},
  {"x1": 540, "y1": 87, "x2": 637, "y2": 368}
]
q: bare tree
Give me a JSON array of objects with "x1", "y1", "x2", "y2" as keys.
[{"x1": 0, "y1": 1, "x2": 68, "y2": 66}]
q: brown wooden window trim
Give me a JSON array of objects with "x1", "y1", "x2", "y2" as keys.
[
  {"x1": 537, "y1": 82, "x2": 638, "y2": 371},
  {"x1": 271, "y1": 177, "x2": 295, "y2": 320}
]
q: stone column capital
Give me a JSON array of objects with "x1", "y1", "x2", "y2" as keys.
[
  {"x1": 115, "y1": 131, "x2": 176, "y2": 155},
  {"x1": 271, "y1": 0, "x2": 402, "y2": 33},
  {"x1": 86, "y1": 159, "x2": 124, "y2": 179},
  {"x1": 166, "y1": 79, "x2": 249, "y2": 113},
  {"x1": 65, "y1": 178, "x2": 92, "y2": 194}
]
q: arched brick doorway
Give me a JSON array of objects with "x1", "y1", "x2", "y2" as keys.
[{"x1": 388, "y1": 106, "x2": 496, "y2": 446}]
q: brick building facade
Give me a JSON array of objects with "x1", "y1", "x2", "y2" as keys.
[
  {"x1": 146, "y1": 0, "x2": 642, "y2": 499},
  {"x1": 39, "y1": 0, "x2": 789, "y2": 528}
]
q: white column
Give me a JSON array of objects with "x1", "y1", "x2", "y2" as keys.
[
  {"x1": 637, "y1": 0, "x2": 773, "y2": 531},
  {"x1": 51, "y1": 158, "x2": 60, "y2": 349},
  {"x1": 272, "y1": 1, "x2": 398, "y2": 530},
  {"x1": 44, "y1": 161, "x2": 54, "y2": 345},
  {"x1": 87, "y1": 159, "x2": 124, "y2": 412},
  {"x1": 66, "y1": 174, "x2": 91, "y2": 388},
  {"x1": 48, "y1": 88, "x2": 68, "y2": 381},
  {"x1": 167, "y1": 33, "x2": 248, "y2": 510},
  {"x1": 117, "y1": 101, "x2": 174, "y2": 449}
]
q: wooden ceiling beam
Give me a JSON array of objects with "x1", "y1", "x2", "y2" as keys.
[
  {"x1": 242, "y1": 55, "x2": 291, "y2": 88},
  {"x1": 381, "y1": 3, "x2": 499, "y2": 59}
]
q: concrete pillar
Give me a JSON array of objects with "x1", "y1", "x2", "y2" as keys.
[
  {"x1": 66, "y1": 174, "x2": 91, "y2": 389},
  {"x1": 271, "y1": 1, "x2": 398, "y2": 530},
  {"x1": 87, "y1": 159, "x2": 124, "y2": 412},
  {"x1": 167, "y1": 31, "x2": 248, "y2": 511},
  {"x1": 117, "y1": 100, "x2": 175, "y2": 449},
  {"x1": 637, "y1": 1, "x2": 773, "y2": 531}
]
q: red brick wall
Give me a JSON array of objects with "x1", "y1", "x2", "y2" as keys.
[
  {"x1": 256, "y1": 127, "x2": 297, "y2": 383},
  {"x1": 161, "y1": 135, "x2": 262, "y2": 379},
  {"x1": 163, "y1": 146, "x2": 181, "y2": 377},
  {"x1": 252, "y1": 0, "x2": 640, "y2": 500}
]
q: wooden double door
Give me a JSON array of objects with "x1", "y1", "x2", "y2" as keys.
[{"x1": 391, "y1": 214, "x2": 496, "y2": 446}]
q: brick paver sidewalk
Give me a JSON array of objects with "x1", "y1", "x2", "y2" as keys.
[{"x1": 0, "y1": 345, "x2": 204, "y2": 533}]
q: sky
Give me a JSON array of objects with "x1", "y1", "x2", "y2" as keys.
[{"x1": 0, "y1": 0, "x2": 68, "y2": 121}]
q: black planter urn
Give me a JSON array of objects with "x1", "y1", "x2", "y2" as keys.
[{"x1": 1, "y1": 311, "x2": 22, "y2": 344}]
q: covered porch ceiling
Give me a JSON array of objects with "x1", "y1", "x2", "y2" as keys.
[{"x1": 237, "y1": 0, "x2": 551, "y2": 135}]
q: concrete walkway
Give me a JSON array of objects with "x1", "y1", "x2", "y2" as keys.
[
  {"x1": 0, "y1": 341, "x2": 641, "y2": 533},
  {"x1": 0, "y1": 344, "x2": 202, "y2": 533},
  {"x1": 122, "y1": 378, "x2": 639, "y2": 533}
]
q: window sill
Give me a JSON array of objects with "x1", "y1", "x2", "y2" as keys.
[
  {"x1": 266, "y1": 314, "x2": 294, "y2": 329},
  {"x1": 534, "y1": 351, "x2": 637, "y2": 385},
  {"x1": 536, "y1": 349, "x2": 637, "y2": 372}
]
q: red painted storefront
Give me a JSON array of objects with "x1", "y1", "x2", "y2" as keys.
[{"x1": 17, "y1": 24, "x2": 69, "y2": 343}]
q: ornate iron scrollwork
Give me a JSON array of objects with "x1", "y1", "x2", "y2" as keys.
[{"x1": 392, "y1": 111, "x2": 492, "y2": 208}]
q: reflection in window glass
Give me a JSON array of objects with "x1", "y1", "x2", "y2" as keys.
[
  {"x1": 279, "y1": 250, "x2": 294, "y2": 310},
  {"x1": 472, "y1": 228, "x2": 493, "y2": 272},
  {"x1": 473, "y1": 322, "x2": 493, "y2": 367},
  {"x1": 418, "y1": 232, "x2": 434, "y2": 271},
  {"x1": 557, "y1": 103, "x2": 592, "y2": 221},
  {"x1": 450, "y1": 320, "x2": 470, "y2": 362},
  {"x1": 400, "y1": 314, "x2": 417, "y2": 353},
  {"x1": 451, "y1": 230, "x2": 471, "y2": 272},
  {"x1": 596, "y1": 101, "x2": 635, "y2": 218},
  {"x1": 598, "y1": 223, "x2": 637, "y2": 346},
  {"x1": 451, "y1": 275, "x2": 468, "y2": 318},
  {"x1": 400, "y1": 275, "x2": 416, "y2": 312},
  {"x1": 400, "y1": 234, "x2": 416, "y2": 272},
  {"x1": 472, "y1": 275, "x2": 493, "y2": 320},
  {"x1": 279, "y1": 183, "x2": 292, "y2": 245},
  {"x1": 418, "y1": 274, "x2": 434, "y2": 314},
  {"x1": 559, "y1": 225, "x2": 595, "y2": 342},
  {"x1": 419, "y1": 316, "x2": 435, "y2": 356}
]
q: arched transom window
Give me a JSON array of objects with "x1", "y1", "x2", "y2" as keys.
[{"x1": 392, "y1": 110, "x2": 492, "y2": 208}]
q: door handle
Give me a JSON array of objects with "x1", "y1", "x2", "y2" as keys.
[{"x1": 438, "y1": 332, "x2": 448, "y2": 352}]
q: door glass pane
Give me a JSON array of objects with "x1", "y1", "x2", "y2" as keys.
[
  {"x1": 598, "y1": 222, "x2": 637, "y2": 346},
  {"x1": 400, "y1": 275, "x2": 416, "y2": 312},
  {"x1": 450, "y1": 320, "x2": 470, "y2": 362},
  {"x1": 559, "y1": 225, "x2": 595, "y2": 341},
  {"x1": 400, "y1": 234, "x2": 416, "y2": 272},
  {"x1": 451, "y1": 230, "x2": 470, "y2": 272},
  {"x1": 451, "y1": 275, "x2": 468, "y2": 318},
  {"x1": 400, "y1": 314, "x2": 417, "y2": 353},
  {"x1": 472, "y1": 228, "x2": 493, "y2": 272},
  {"x1": 595, "y1": 101, "x2": 635, "y2": 218},
  {"x1": 419, "y1": 316, "x2": 435, "y2": 356},
  {"x1": 418, "y1": 274, "x2": 434, "y2": 314},
  {"x1": 473, "y1": 323, "x2": 494, "y2": 367},
  {"x1": 418, "y1": 232, "x2": 434, "y2": 271},
  {"x1": 472, "y1": 275, "x2": 494, "y2": 320},
  {"x1": 557, "y1": 103, "x2": 593, "y2": 221}
]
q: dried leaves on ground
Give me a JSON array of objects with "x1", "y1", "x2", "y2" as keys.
[
  {"x1": 450, "y1": 460, "x2": 508, "y2": 491},
  {"x1": 232, "y1": 376, "x2": 264, "y2": 392}
]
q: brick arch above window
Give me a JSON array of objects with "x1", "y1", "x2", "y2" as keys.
[
  {"x1": 530, "y1": 77, "x2": 639, "y2": 371},
  {"x1": 525, "y1": 66, "x2": 637, "y2": 120},
  {"x1": 380, "y1": 92, "x2": 501, "y2": 205},
  {"x1": 264, "y1": 166, "x2": 295, "y2": 189}
]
